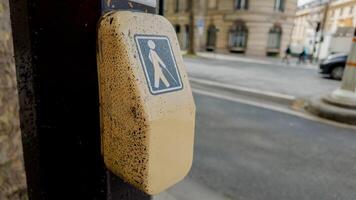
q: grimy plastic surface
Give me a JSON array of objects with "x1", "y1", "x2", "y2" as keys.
[{"x1": 97, "y1": 11, "x2": 196, "y2": 195}]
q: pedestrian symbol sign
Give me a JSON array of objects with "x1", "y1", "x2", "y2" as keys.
[{"x1": 135, "y1": 35, "x2": 183, "y2": 95}]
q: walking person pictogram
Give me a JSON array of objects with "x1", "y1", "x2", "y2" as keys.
[
  {"x1": 147, "y1": 40, "x2": 177, "y2": 88},
  {"x1": 135, "y1": 35, "x2": 183, "y2": 95}
]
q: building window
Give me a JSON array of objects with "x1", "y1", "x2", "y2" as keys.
[
  {"x1": 206, "y1": 25, "x2": 218, "y2": 51},
  {"x1": 274, "y1": 0, "x2": 285, "y2": 12},
  {"x1": 350, "y1": 6, "x2": 354, "y2": 15},
  {"x1": 175, "y1": 25, "x2": 181, "y2": 33},
  {"x1": 183, "y1": 25, "x2": 190, "y2": 50},
  {"x1": 229, "y1": 21, "x2": 248, "y2": 52},
  {"x1": 267, "y1": 25, "x2": 282, "y2": 50},
  {"x1": 235, "y1": 0, "x2": 248, "y2": 10},
  {"x1": 174, "y1": 25, "x2": 182, "y2": 48},
  {"x1": 174, "y1": 0, "x2": 179, "y2": 13}
]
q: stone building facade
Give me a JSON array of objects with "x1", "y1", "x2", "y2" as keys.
[{"x1": 164, "y1": 0, "x2": 297, "y2": 56}]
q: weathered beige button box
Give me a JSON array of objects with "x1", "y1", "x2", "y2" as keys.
[{"x1": 97, "y1": 11, "x2": 196, "y2": 195}]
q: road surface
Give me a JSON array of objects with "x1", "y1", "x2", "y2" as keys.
[
  {"x1": 184, "y1": 57, "x2": 339, "y2": 98},
  {"x1": 158, "y1": 90, "x2": 356, "y2": 200}
]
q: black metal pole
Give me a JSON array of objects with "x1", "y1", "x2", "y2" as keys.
[
  {"x1": 188, "y1": 0, "x2": 195, "y2": 55},
  {"x1": 158, "y1": 0, "x2": 164, "y2": 15},
  {"x1": 9, "y1": 0, "x2": 157, "y2": 199}
]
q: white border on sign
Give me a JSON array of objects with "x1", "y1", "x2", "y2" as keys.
[
  {"x1": 135, "y1": 35, "x2": 183, "y2": 95},
  {"x1": 130, "y1": 0, "x2": 156, "y2": 7}
]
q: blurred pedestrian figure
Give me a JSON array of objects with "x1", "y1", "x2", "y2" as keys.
[
  {"x1": 298, "y1": 47, "x2": 307, "y2": 65},
  {"x1": 282, "y1": 45, "x2": 291, "y2": 64}
]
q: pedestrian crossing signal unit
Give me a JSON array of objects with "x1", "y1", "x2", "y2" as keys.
[
  {"x1": 135, "y1": 35, "x2": 183, "y2": 95},
  {"x1": 97, "y1": 11, "x2": 196, "y2": 195}
]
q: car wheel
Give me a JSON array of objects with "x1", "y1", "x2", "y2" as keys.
[{"x1": 331, "y1": 66, "x2": 344, "y2": 80}]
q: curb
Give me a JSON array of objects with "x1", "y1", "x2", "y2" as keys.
[{"x1": 189, "y1": 77, "x2": 296, "y2": 105}]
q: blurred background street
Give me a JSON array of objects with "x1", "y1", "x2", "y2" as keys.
[
  {"x1": 2, "y1": 0, "x2": 356, "y2": 199},
  {"x1": 155, "y1": 55, "x2": 356, "y2": 200},
  {"x1": 156, "y1": 0, "x2": 356, "y2": 198}
]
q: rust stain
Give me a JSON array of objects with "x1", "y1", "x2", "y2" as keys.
[
  {"x1": 347, "y1": 61, "x2": 356, "y2": 67},
  {"x1": 353, "y1": 37, "x2": 356, "y2": 42}
]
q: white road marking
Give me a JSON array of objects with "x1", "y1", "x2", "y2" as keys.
[
  {"x1": 193, "y1": 88, "x2": 356, "y2": 131},
  {"x1": 196, "y1": 52, "x2": 317, "y2": 70},
  {"x1": 190, "y1": 77, "x2": 296, "y2": 102}
]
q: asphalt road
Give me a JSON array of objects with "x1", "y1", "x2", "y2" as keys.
[
  {"x1": 162, "y1": 92, "x2": 356, "y2": 200},
  {"x1": 185, "y1": 57, "x2": 339, "y2": 98}
]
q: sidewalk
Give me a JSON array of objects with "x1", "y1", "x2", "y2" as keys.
[
  {"x1": 196, "y1": 52, "x2": 318, "y2": 70},
  {"x1": 154, "y1": 178, "x2": 228, "y2": 200}
]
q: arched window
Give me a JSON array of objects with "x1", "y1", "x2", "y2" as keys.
[
  {"x1": 174, "y1": 0, "x2": 180, "y2": 13},
  {"x1": 206, "y1": 25, "x2": 218, "y2": 51},
  {"x1": 267, "y1": 25, "x2": 282, "y2": 51},
  {"x1": 174, "y1": 24, "x2": 181, "y2": 33},
  {"x1": 229, "y1": 21, "x2": 248, "y2": 52},
  {"x1": 235, "y1": 0, "x2": 248, "y2": 10}
]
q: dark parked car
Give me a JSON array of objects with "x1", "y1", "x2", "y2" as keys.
[{"x1": 319, "y1": 53, "x2": 347, "y2": 80}]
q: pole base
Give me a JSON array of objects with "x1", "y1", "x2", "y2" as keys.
[
  {"x1": 306, "y1": 96, "x2": 356, "y2": 126},
  {"x1": 325, "y1": 89, "x2": 356, "y2": 108}
]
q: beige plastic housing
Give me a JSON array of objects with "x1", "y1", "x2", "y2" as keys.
[{"x1": 97, "y1": 11, "x2": 196, "y2": 195}]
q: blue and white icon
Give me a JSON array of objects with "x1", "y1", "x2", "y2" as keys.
[{"x1": 135, "y1": 35, "x2": 183, "y2": 95}]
